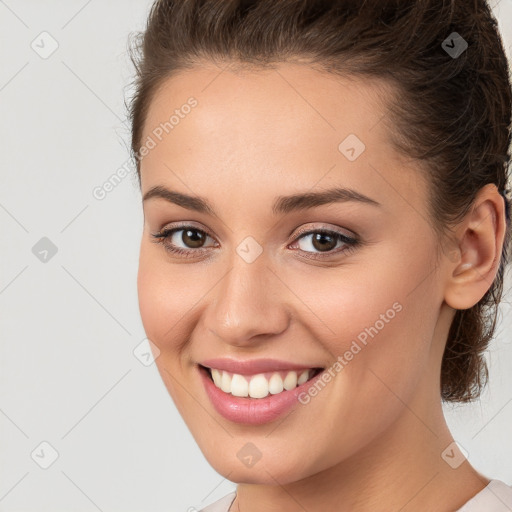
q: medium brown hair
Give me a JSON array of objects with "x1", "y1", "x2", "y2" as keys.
[{"x1": 127, "y1": 0, "x2": 512, "y2": 403}]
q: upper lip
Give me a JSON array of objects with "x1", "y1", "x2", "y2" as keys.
[{"x1": 199, "y1": 358, "x2": 323, "y2": 375}]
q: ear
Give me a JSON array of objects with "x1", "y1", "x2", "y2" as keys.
[{"x1": 444, "y1": 183, "x2": 507, "y2": 310}]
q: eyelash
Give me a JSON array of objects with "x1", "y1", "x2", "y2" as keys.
[{"x1": 150, "y1": 224, "x2": 360, "y2": 260}]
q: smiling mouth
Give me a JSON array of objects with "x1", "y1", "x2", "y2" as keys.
[{"x1": 199, "y1": 364, "x2": 324, "y2": 399}]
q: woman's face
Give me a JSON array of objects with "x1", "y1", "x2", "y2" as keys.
[{"x1": 137, "y1": 62, "x2": 452, "y2": 484}]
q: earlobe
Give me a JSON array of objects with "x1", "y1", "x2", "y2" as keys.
[{"x1": 444, "y1": 184, "x2": 506, "y2": 310}]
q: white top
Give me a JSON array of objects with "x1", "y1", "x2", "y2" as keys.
[
  {"x1": 199, "y1": 491, "x2": 236, "y2": 512},
  {"x1": 198, "y1": 480, "x2": 512, "y2": 512}
]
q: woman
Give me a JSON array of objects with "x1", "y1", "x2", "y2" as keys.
[{"x1": 127, "y1": 1, "x2": 512, "y2": 510}]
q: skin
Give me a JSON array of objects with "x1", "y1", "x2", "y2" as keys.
[{"x1": 136, "y1": 62, "x2": 507, "y2": 511}]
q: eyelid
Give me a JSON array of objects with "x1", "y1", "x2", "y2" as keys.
[
  {"x1": 290, "y1": 222, "x2": 357, "y2": 243},
  {"x1": 160, "y1": 221, "x2": 217, "y2": 240}
]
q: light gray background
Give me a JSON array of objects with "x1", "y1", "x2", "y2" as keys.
[{"x1": 0, "y1": 1, "x2": 511, "y2": 511}]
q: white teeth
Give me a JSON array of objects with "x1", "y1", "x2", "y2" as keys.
[
  {"x1": 268, "y1": 373, "x2": 284, "y2": 394},
  {"x1": 208, "y1": 368, "x2": 317, "y2": 398},
  {"x1": 211, "y1": 368, "x2": 222, "y2": 387},
  {"x1": 220, "y1": 371, "x2": 232, "y2": 393},
  {"x1": 231, "y1": 374, "x2": 249, "y2": 397},
  {"x1": 297, "y1": 370, "x2": 309, "y2": 385},
  {"x1": 283, "y1": 371, "x2": 298, "y2": 390},
  {"x1": 248, "y1": 374, "x2": 269, "y2": 398}
]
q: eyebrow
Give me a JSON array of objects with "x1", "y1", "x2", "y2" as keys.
[{"x1": 142, "y1": 185, "x2": 381, "y2": 215}]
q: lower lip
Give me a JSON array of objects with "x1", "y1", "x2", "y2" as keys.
[{"x1": 198, "y1": 365, "x2": 325, "y2": 425}]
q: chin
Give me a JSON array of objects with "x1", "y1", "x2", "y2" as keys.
[{"x1": 196, "y1": 437, "x2": 319, "y2": 486}]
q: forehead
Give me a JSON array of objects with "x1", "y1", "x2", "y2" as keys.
[
  {"x1": 139, "y1": 62, "x2": 427, "y2": 216},
  {"x1": 142, "y1": 61, "x2": 392, "y2": 148}
]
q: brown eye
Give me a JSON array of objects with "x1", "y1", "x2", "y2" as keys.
[
  {"x1": 150, "y1": 226, "x2": 217, "y2": 258},
  {"x1": 310, "y1": 232, "x2": 338, "y2": 252},
  {"x1": 294, "y1": 229, "x2": 354, "y2": 254},
  {"x1": 180, "y1": 228, "x2": 207, "y2": 248},
  {"x1": 289, "y1": 227, "x2": 361, "y2": 261}
]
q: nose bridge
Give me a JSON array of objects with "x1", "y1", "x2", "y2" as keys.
[{"x1": 205, "y1": 248, "x2": 289, "y2": 345}]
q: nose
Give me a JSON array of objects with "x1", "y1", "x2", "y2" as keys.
[{"x1": 201, "y1": 253, "x2": 290, "y2": 347}]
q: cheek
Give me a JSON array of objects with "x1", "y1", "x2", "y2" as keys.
[
  {"x1": 137, "y1": 246, "x2": 202, "y2": 415},
  {"x1": 287, "y1": 246, "x2": 439, "y2": 413},
  {"x1": 137, "y1": 245, "x2": 197, "y2": 348},
  {"x1": 289, "y1": 259, "x2": 433, "y2": 359},
  {"x1": 278, "y1": 269, "x2": 438, "y2": 475}
]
